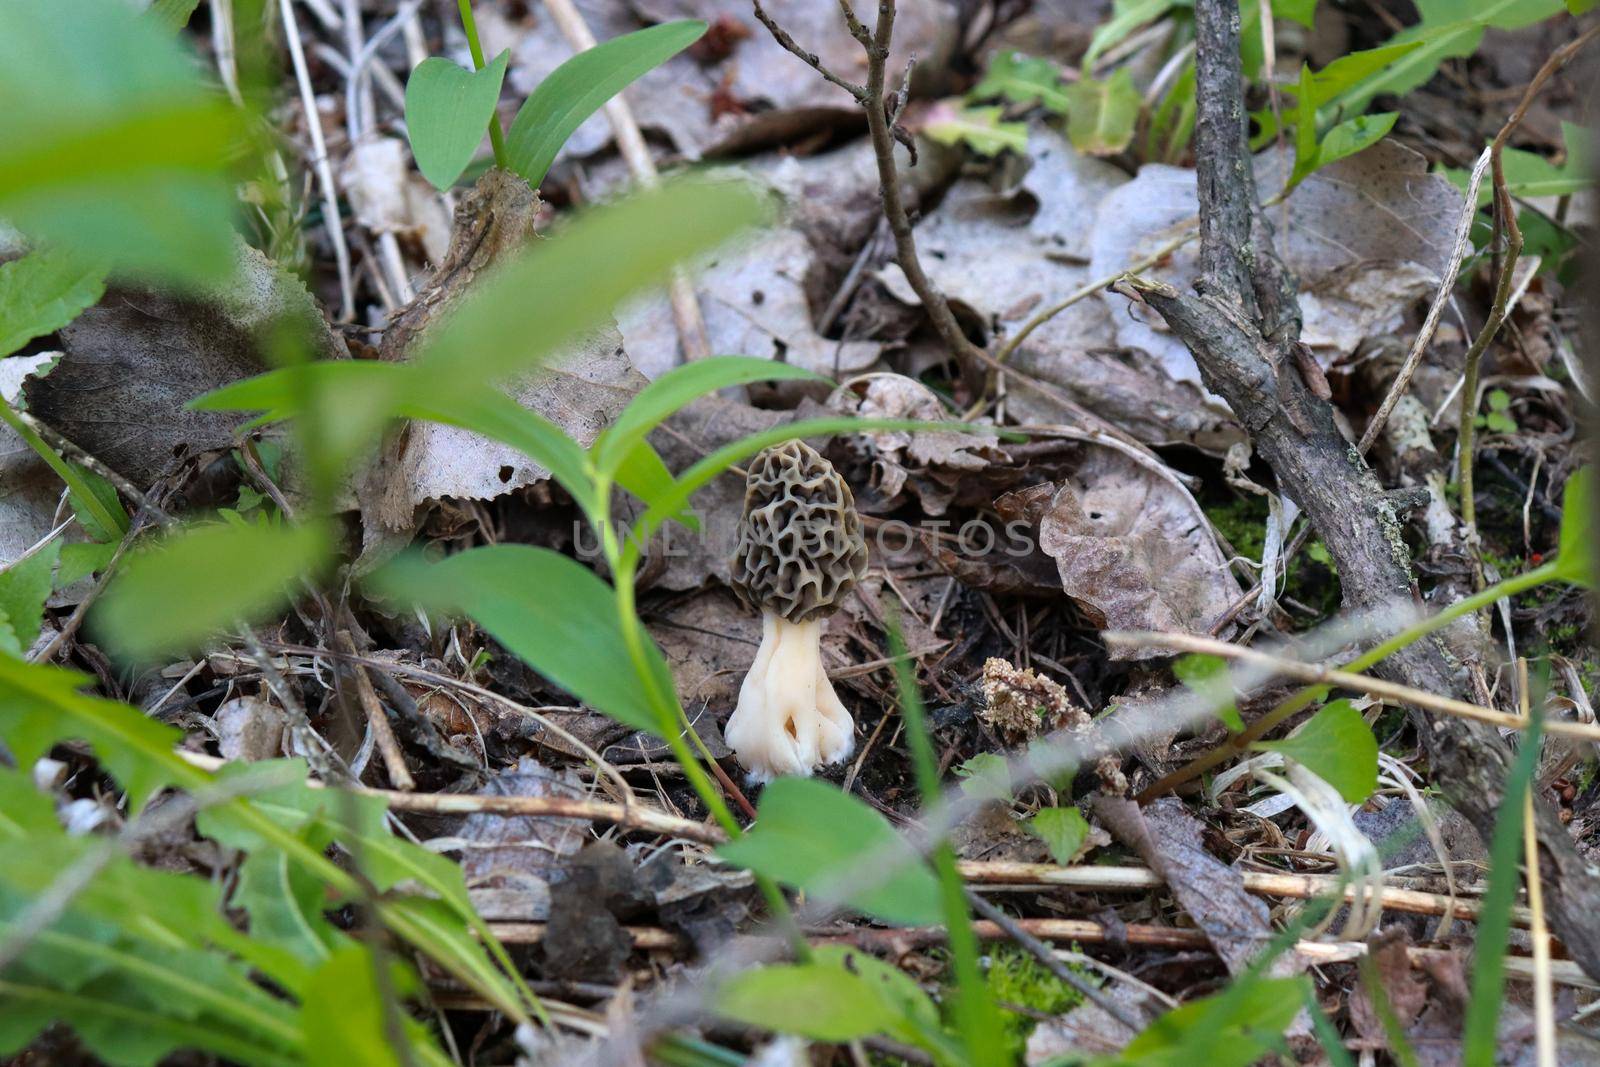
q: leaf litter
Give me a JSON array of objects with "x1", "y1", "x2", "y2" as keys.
[{"x1": 5, "y1": 1, "x2": 1599, "y2": 1064}]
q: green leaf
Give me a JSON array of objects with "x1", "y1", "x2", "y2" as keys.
[
  {"x1": 1063, "y1": 68, "x2": 1141, "y2": 156},
  {"x1": 611, "y1": 438, "x2": 693, "y2": 528},
  {"x1": 407, "y1": 178, "x2": 770, "y2": 400},
  {"x1": 93, "y1": 520, "x2": 331, "y2": 661},
  {"x1": 1569, "y1": 0, "x2": 1598, "y2": 11},
  {"x1": 1317, "y1": 111, "x2": 1396, "y2": 167},
  {"x1": 954, "y1": 752, "x2": 1014, "y2": 803},
  {"x1": 58, "y1": 540, "x2": 119, "y2": 588},
  {"x1": 717, "y1": 778, "x2": 943, "y2": 926},
  {"x1": 505, "y1": 21, "x2": 707, "y2": 187},
  {"x1": 1255, "y1": 699, "x2": 1377, "y2": 803},
  {"x1": 1325, "y1": 0, "x2": 1564, "y2": 119},
  {"x1": 922, "y1": 102, "x2": 1029, "y2": 157},
  {"x1": 1174, "y1": 653, "x2": 1244, "y2": 732},
  {"x1": 715, "y1": 960, "x2": 910, "y2": 1043},
  {"x1": 404, "y1": 51, "x2": 511, "y2": 190},
  {"x1": 1555, "y1": 467, "x2": 1593, "y2": 587},
  {"x1": 234, "y1": 845, "x2": 344, "y2": 967},
  {"x1": 0, "y1": 0, "x2": 245, "y2": 284},
  {"x1": 1109, "y1": 975, "x2": 1309, "y2": 1066},
  {"x1": 1271, "y1": 0, "x2": 1318, "y2": 28},
  {"x1": 0, "y1": 655, "x2": 188, "y2": 812},
  {"x1": 969, "y1": 51, "x2": 1070, "y2": 113},
  {"x1": 0, "y1": 539, "x2": 60, "y2": 654},
  {"x1": 0, "y1": 767, "x2": 60, "y2": 839},
  {"x1": 1027, "y1": 806, "x2": 1092, "y2": 865},
  {"x1": 369, "y1": 545, "x2": 672, "y2": 735},
  {"x1": 1084, "y1": 0, "x2": 1175, "y2": 66},
  {"x1": 300, "y1": 946, "x2": 405, "y2": 1067},
  {"x1": 147, "y1": 0, "x2": 202, "y2": 30},
  {"x1": 0, "y1": 247, "x2": 105, "y2": 357},
  {"x1": 593, "y1": 356, "x2": 823, "y2": 477},
  {"x1": 1463, "y1": 696, "x2": 1542, "y2": 1067},
  {"x1": 0, "y1": 401, "x2": 128, "y2": 542}
]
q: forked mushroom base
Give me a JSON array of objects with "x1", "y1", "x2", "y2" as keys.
[{"x1": 725, "y1": 614, "x2": 854, "y2": 782}]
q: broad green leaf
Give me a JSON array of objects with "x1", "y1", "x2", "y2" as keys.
[
  {"x1": 194, "y1": 362, "x2": 599, "y2": 518},
  {"x1": 300, "y1": 946, "x2": 405, "y2": 1067},
  {"x1": 1027, "y1": 806, "x2": 1091, "y2": 865},
  {"x1": 1084, "y1": 0, "x2": 1175, "y2": 66},
  {"x1": 1063, "y1": 69, "x2": 1141, "y2": 156},
  {"x1": 0, "y1": 767, "x2": 59, "y2": 838},
  {"x1": 1463, "y1": 696, "x2": 1542, "y2": 1067},
  {"x1": 407, "y1": 177, "x2": 770, "y2": 400},
  {"x1": 969, "y1": 51, "x2": 1069, "y2": 113},
  {"x1": 809, "y1": 945, "x2": 949, "y2": 1052},
  {"x1": 955, "y1": 752, "x2": 1014, "y2": 803},
  {"x1": 1555, "y1": 467, "x2": 1592, "y2": 587},
  {"x1": 715, "y1": 960, "x2": 909, "y2": 1043},
  {"x1": 234, "y1": 846, "x2": 345, "y2": 967},
  {"x1": 0, "y1": 0, "x2": 244, "y2": 284},
  {"x1": 0, "y1": 980, "x2": 299, "y2": 1067},
  {"x1": 593, "y1": 355, "x2": 823, "y2": 476},
  {"x1": 94, "y1": 519, "x2": 331, "y2": 661},
  {"x1": 1272, "y1": 0, "x2": 1318, "y2": 27},
  {"x1": 58, "y1": 541, "x2": 119, "y2": 588},
  {"x1": 0, "y1": 247, "x2": 105, "y2": 357},
  {"x1": 922, "y1": 102, "x2": 1029, "y2": 157},
  {"x1": 0, "y1": 655, "x2": 189, "y2": 811},
  {"x1": 610, "y1": 437, "x2": 694, "y2": 529},
  {"x1": 1104, "y1": 975, "x2": 1309, "y2": 1066},
  {"x1": 370, "y1": 545, "x2": 672, "y2": 735},
  {"x1": 405, "y1": 51, "x2": 510, "y2": 190},
  {"x1": 1317, "y1": 112, "x2": 1397, "y2": 168},
  {"x1": 1570, "y1": 0, "x2": 1598, "y2": 11},
  {"x1": 717, "y1": 778, "x2": 943, "y2": 926},
  {"x1": 505, "y1": 21, "x2": 706, "y2": 186},
  {"x1": 1255, "y1": 699, "x2": 1377, "y2": 803},
  {"x1": 148, "y1": 0, "x2": 202, "y2": 30},
  {"x1": 1287, "y1": 65, "x2": 1322, "y2": 189},
  {"x1": 1174, "y1": 653, "x2": 1243, "y2": 732},
  {"x1": 0, "y1": 539, "x2": 60, "y2": 654},
  {"x1": 624, "y1": 416, "x2": 992, "y2": 568}
]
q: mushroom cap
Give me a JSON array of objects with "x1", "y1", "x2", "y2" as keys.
[{"x1": 730, "y1": 440, "x2": 869, "y2": 623}]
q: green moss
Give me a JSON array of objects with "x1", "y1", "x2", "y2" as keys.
[
  {"x1": 1204, "y1": 493, "x2": 1340, "y2": 622},
  {"x1": 983, "y1": 947, "x2": 1092, "y2": 1060}
]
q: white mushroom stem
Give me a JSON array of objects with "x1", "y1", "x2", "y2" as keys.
[{"x1": 724, "y1": 613, "x2": 855, "y2": 782}]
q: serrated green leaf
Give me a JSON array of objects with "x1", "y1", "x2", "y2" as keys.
[
  {"x1": 405, "y1": 51, "x2": 510, "y2": 190},
  {"x1": 505, "y1": 21, "x2": 706, "y2": 187},
  {"x1": 922, "y1": 102, "x2": 1029, "y2": 157},
  {"x1": 1255, "y1": 699, "x2": 1377, "y2": 803},
  {"x1": 0, "y1": 247, "x2": 105, "y2": 357},
  {"x1": 1027, "y1": 806, "x2": 1092, "y2": 865},
  {"x1": 1063, "y1": 68, "x2": 1141, "y2": 156},
  {"x1": 0, "y1": 539, "x2": 59, "y2": 654},
  {"x1": 369, "y1": 545, "x2": 671, "y2": 736},
  {"x1": 0, "y1": 0, "x2": 245, "y2": 284},
  {"x1": 969, "y1": 51, "x2": 1070, "y2": 113},
  {"x1": 93, "y1": 519, "x2": 332, "y2": 662},
  {"x1": 0, "y1": 654, "x2": 188, "y2": 812},
  {"x1": 717, "y1": 778, "x2": 943, "y2": 926}
]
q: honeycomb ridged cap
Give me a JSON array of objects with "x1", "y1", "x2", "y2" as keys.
[{"x1": 730, "y1": 440, "x2": 868, "y2": 623}]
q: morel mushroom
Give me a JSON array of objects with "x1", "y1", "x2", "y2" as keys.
[{"x1": 726, "y1": 440, "x2": 869, "y2": 781}]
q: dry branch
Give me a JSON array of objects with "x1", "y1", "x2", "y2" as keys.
[{"x1": 1126, "y1": 0, "x2": 1600, "y2": 978}]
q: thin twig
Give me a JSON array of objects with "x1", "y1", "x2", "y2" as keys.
[
  {"x1": 750, "y1": 0, "x2": 866, "y2": 100},
  {"x1": 541, "y1": 0, "x2": 710, "y2": 361},
  {"x1": 1107, "y1": 630, "x2": 1600, "y2": 743},
  {"x1": 1520, "y1": 659, "x2": 1556, "y2": 1067},
  {"x1": 339, "y1": 630, "x2": 415, "y2": 790},
  {"x1": 280, "y1": 0, "x2": 356, "y2": 322}
]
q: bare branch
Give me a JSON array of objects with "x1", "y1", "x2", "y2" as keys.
[{"x1": 750, "y1": 0, "x2": 866, "y2": 100}]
